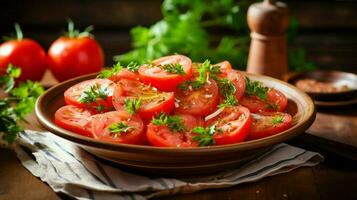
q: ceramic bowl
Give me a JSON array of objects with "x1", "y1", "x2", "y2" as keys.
[{"x1": 35, "y1": 72, "x2": 315, "y2": 176}]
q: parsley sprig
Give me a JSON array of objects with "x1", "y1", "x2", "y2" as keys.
[
  {"x1": 124, "y1": 98, "x2": 142, "y2": 115},
  {"x1": 192, "y1": 125, "x2": 216, "y2": 146},
  {"x1": 97, "y1": 61, "x2": 140, "y2": 79},
  {"x1": 151, "y1": 113, "x2": 186, "y2": 132},
  {"x1": 0, "y1": 65, "x2": 44, "y2": 144},
  {"x1": 217, "y1": 78, "x2": 238, "y2": 108},
  {"x1": 245, "y1": 77, "x2": 269, "y2": 100},
  {"x1": 78, "y1": 84, "x2": 109, "y2": 104},
  {"x1": 272, "y1": 116, "x2": 284, "y2": 124},
  {"x1": 179, "y1": 60, "x2": 220, "y2": 90},
  {"x1": 108, "y1": 121, "x2": 133, "y2": 135},
  {"x1": 160, "y1": 63, "x2": 185, "y2": 75}
]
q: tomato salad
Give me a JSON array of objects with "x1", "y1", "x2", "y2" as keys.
[{"x1": 54, "y1": 55, "x2": 292, "y2": 147}]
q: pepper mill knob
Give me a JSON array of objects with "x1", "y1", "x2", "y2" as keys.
[{"x1": 246, "y1": 0, "x2": 289, "y2": 79}]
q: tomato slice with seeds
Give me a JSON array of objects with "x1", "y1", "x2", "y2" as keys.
[
  {"x1": 91, "y1": 111, "x2": 144, "y2": 144},
  {"x1": 138, "y1": 55, "x2": 192, "y2": 91},
  {"x1": 112, "y1": 78, "x2": 175, "y2": 120},
  {"x1": 248, "y1": 112, "x2": 292, "y2": 140},
  {"x1": 206, "y1": 106, "x2": 251, "y2": 145},
  {"x1": 213, "y1": 60, "x2": 232, "y2": 76},
  {"x1": 108, "y1": 69, "x2": 140, "y2": 82},
  {"x1": 146, "y1": 114, "x2": 202, "y2": 147},
  {"x1": 175, "y1": 78, "x2": 219, "y2": 117},
  {"x1": 226, "y1": 69, "x2": 246, "y2": 100},
  {"x1": 64, "y1": 79, "x2": 115, "y2": 111},
  {"x1": 240, "y1": 89, "x2": 288, "y2": 113},
  {"x1": 54, "y1": 105, "x2": 93, "y2": 137}
]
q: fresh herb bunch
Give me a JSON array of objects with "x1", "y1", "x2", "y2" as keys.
[
  {"x1": 192, "y1": 125, "x2": 216, "y2": 146},
  {"x1": 0, "y1": 65, "x2": 44, "y2": 144},
  {"x1": 151, "y1": 113, "x2": 186, "y2": 132},
  {"x1": 114, "y1": 0, "x2": 314, "y2": 72},
  {"x1": 108, "y1": 121, "x2": 133, "y2": 134},
  {"x1": 124, "y1": 98, "x2": 142, "y2": 114}
]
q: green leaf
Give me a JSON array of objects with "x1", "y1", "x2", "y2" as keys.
[
  {"x1": 151, "y1": 113, "x2": 186, "y2": 132},
  {"x1": 272, "y1": 116, "x2": 284, "y2": 124},
  {"x1": 78, "y1": 84, "x2": 109, "y2": 104},
  {"x1": 159, "y1": 63, "x2": 185, "y2": 75},
  {"x1": 192, "y1": 125, "x2": 216, "y2": 146},
  {"x1": 124, "y1": 98, "x2": 142, "y2": 115},
  {"x1": 245, "y1": 77, "x2": 269, "y2": 100},
  {"x1": 108, "y1": 121, "x2": 133, "y2": 135}
]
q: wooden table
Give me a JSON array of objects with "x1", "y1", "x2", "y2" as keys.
[{"x1": 1, "y1": 72, "x2": 357, "y2": 200}]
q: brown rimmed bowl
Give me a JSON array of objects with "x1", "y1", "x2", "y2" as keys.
[
  {"x1": 287, "y1": 70, "x2": 357, "y2": 102},
  {"x1": 35, "y1": 72, "x2": 315, "y2": 177}
]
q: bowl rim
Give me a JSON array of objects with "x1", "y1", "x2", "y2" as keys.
[{"x1": 35, "y1": 72, "x2": 316, "y2": 154}]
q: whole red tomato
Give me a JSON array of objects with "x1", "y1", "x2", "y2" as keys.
[
  {"x1": 48, "y1": 21, "x2": 104, "y2": 82},
  {"x1": 0, "y1": 24, "x2": 47, "y2": 82}
]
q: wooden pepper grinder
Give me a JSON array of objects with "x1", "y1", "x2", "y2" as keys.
[{"x1": 246, "y1": 0, "x2": 289, "y2": 79}]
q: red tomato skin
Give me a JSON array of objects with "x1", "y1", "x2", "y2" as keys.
[
  {"x1": 138, "y1": 55, "x2": 193, "y2": 92},
  {"x1": 248, "y1": 112, "x2": 292, "y2": 140},
  {"x1": 240, "y1": 89, "x2": 288, "y2": 113},
  {"x1": 64, "y1": 79, "x2": 116, "y2": 111},
  {"x1": 0, "y1": 39, "x2": 47, "y2": 82},
  {"x1": 213, "y1": 60, "x2": 232, "y2": 76},
  {"x1": 54, "y1": 105, "x2": 93, "y2": 137},
  {"x1": 48, "y1": 37, "x2": 104, "y2": 82},
  {"x1": 91, "y1": 111, "x2": 144, "y2": 144},
  {"x1": 146, "y1": 114, "x2": 200, "y2": 147},
  {"x1": 175, "y1": 79, "x2": 220, "y2": 117}
]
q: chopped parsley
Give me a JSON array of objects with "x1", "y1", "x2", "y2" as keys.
[
  {"x1": 97, "y1": 61, "x2": 140, "y2": 79},
  {"x1": 272, "y1": 116, "x2": 284, "y2": 124},
  {"x1": 218, "y1": 95, "x2": 238, "y2": 108},
  {"x1": 160, "y1": 63, "x2": 185, "y2": 75},
  {"x1": 179, "y1": 59, "x2": 221, "y2": 90},
  {"x1": 217, "y1": 78, "x2": 238, "y2": 108},
  {"x1": 78, "y1": 84, "x2": 109, "y2": 104},
  {"x1": 245, "y1": 77, "x2": 269, "y2": 100},
  {"x1": 108, "y1": 121, "x2": 133, "y2": 135},
  {"x1": 151, "y1": 113, "x2": 186, "y2": 132},
  {"x1": 124, "y1": 98, "x2": 142, "y2": 115},
  {"x1": 192, "y1": 125, "x2": 216, "y2": 146}
]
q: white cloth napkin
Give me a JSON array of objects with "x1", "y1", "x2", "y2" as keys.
[{"x1": 14, "y1": 130, "x2": 323, "y2": 200}]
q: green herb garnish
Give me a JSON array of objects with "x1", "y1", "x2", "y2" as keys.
[
  {"x1": 0, "y1": 65, "x2": 44, "y2": 144},
  {"x1": 97, "y1": 61, "x2": 140, "y2": 79},
  {"x1": 126, "y1": 61, "x2": 140, "y2": 72},
  {"x1": 272, "y1": 116, "x2": 284, "y2": 124},
  {"x1": 216, "y1": 78, "x2": 238, "y2": 108},
  {"x1": 192, "y1": 125, "x2": 216, "y2": 146},
  {"x1": 108, "y1": 121, "x2": 133, "y2": 135},
  {"x1": 245, "y1": 77, "x2": 269, "y2": 100},
  {"x1": 151, "y1": 113, "x2": 186, "y2": 132},
  {"x1": 219, "y1": 95, "x2": 238, "y2": 108},
  {"x1": 124, "y1": 98, "x2": 142, "y2": 115},
  {"x1": 160, "y1": 63, "x2": 185, "y2": 75},
  {"x1": 78, "y1": 84, "x2": 109, "y2": 104}
]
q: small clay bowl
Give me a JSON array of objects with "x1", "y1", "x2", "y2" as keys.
[
  {"x1": 35, "y1": 72, "x2": 315, "y2": 177},
  {"x1": 287, "y1": 70, "x2": 357, "y2": 102}
]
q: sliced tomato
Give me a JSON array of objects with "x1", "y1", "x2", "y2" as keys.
[
  {"x1": 206, "y1": 106, "x2": 251, "y2": 145},
  {"x1": 64, "y1": 79, "x2": 116, "y2": 112},
  {"x1": 213, "y1": 60, "x2": 232, "y2": 76},
  {"x1": 138, "y1": 55, "x2": 192, "y2": 91},
  {"x1": 54, "y1": 105, "x2": 93, "y2": 137},
  {"x1": 240, "y1": 89, "x2": 288, "y2": 113},
  {"x1": 91, "y1": 111, "x2": 144, "y2": 144},
  {"x1": 175, "y1": 78, "x2": 219, "y2": 117},
  {"x1": 226, "y1": 69, "x2": 246, "y2": 100},
  {"x1": 248, "y1": 112, "x2": 292, "y2": 140},
  {"x1": 146, "y1": 114, "x2": 202, "y2": 147},
  {"x1": 108, "y1": 69, "x2": 140, "y2": 82},
  {"x1": 112, "y1": 78, "x2": 175, "y2": 120}
]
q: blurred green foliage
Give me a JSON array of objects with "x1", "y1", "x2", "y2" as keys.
[{"x1": 114, "y1": 0, "x2": 315, "y2": 71}]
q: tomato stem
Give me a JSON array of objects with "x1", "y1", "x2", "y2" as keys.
[
  {"x1": 66, "y1": 19, "x2": 94, "y2": 38},
  {"x1": 14, "y1": 23, "x2": 23, "y2": 40}
]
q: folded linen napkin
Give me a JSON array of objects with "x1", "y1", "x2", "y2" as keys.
[{"x1": 14, "y1": 130, "x2": 323, "y2": 200}]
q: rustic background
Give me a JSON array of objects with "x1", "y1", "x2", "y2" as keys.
[{"x1": 1, "y1": 0, "x2": 357, "y2": 72}]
